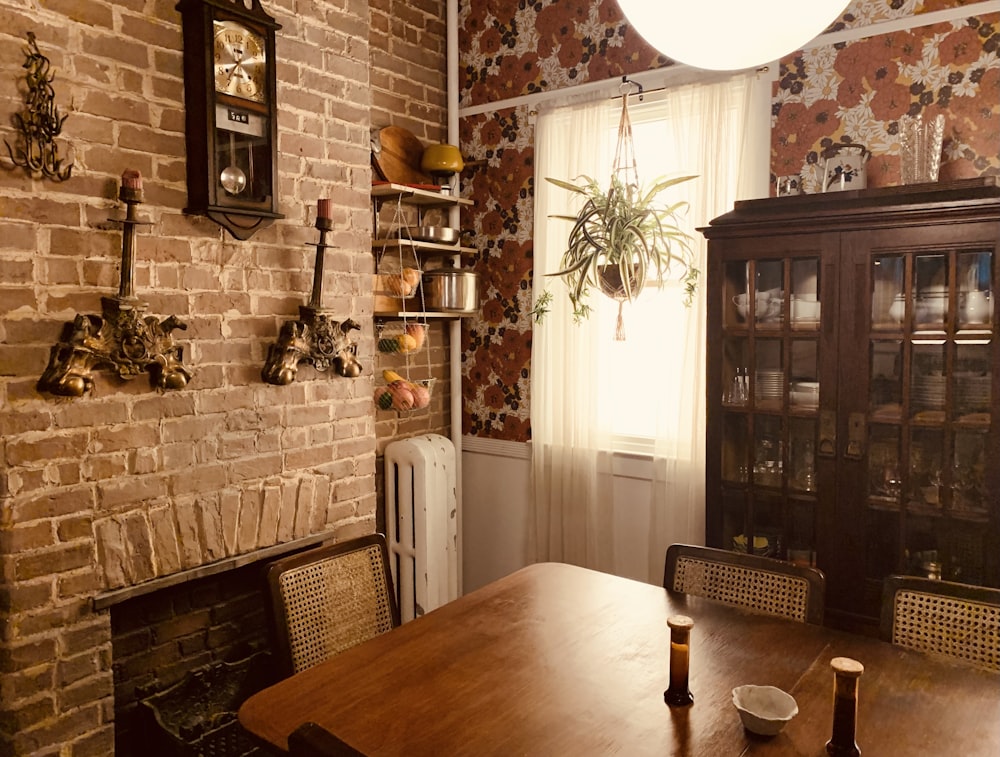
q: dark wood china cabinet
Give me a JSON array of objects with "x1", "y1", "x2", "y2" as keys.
[{"x1": 702, "y1": 178, "x2": 1000, "y2": 632}]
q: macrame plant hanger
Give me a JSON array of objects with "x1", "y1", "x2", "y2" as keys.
[{"x1": 605, "y1": 77, "x2": 643, "y2": 340}]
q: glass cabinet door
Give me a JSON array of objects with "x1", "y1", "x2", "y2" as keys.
[
  {"x1": 707, "y1": 184, "x2": 1000, "y2": 631},
  {"x1": 864, "y1": 247, "x2": 995, "y2": 585},
  {"x1": 717, "y1": 252, "x2": 825, "y2": 566}
]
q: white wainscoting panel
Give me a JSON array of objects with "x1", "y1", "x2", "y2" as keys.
[
  {"x1": 461, "y1": 436, "x2": 532, "y2": 593},
  {"x1": 462, "y1": 437, "x2": 662, "y2": 591}
]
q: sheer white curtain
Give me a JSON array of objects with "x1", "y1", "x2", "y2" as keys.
[
  {"x1": 530, "y1": 99, "x2": 616, "y2": 574},
  {"x1": 642, "y1": 76, "x2": 759, "y2": 582},
  {"x1": 531, "y1": 73, "x2": 762, "y2": 583}
]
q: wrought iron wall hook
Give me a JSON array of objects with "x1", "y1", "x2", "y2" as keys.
[
  {"x1": 38, "y1": 170, "x2": 192, "y2": 397},
  {"x1": 262, "y1": 201, "x2": 363, "y2": 385},
  {"x1": 4, "y1": 32, "x2": 74, "y2": 182}
]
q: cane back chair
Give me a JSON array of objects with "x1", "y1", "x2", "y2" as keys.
[
  {"x1": 266, "y1": 533, "x2": 400, "y2": 676},
  {"x1": 664, "y1": 543, "x2": 826, "y2": 625},
  {"x1": 880, "y1": 575, "x2": 1000, "y2": 671}
]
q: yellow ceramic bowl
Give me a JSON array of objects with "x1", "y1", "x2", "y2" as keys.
[{"x1": 421, "y1": 143, "x2": 464, "y2": 176}]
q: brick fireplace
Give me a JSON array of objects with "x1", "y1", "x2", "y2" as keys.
[
  {"x1": 0, "y1": 1, "x2": 451, "y2": 755},
  {"x1": 2, "y1": 456, "x2": 377, "y2": 755},
  {"x1": 109, "y1": 559, "x2": 275, "y2": 757}
]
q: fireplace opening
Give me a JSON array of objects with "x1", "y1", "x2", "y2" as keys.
[
  {"x1": 139, "y1": 650, "x2": 277, "y2": 757},
  {"x1": 110, "y1": 561, "x2": 277, "y2": 757}
]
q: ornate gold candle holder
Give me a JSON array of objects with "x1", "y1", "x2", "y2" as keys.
[
  {"x1": 261, "y1": 200, "x2": 362, "y2": 385},
  {"x1": 38, "y1": 170, "x2": 191, "y2": 396}
]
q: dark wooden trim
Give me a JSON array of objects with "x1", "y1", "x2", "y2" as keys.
[{"x1": 701, "y1": 177, "x2": 1000, "y2": 239}]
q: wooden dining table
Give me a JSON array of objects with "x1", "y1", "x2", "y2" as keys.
[{"x1": 239, "y1": 562, "x2": 1000, "y2": 756}]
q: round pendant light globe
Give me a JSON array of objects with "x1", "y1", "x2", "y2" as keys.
[{"x1": 615, "y1": 1, "x2": 849, "y2": 71}]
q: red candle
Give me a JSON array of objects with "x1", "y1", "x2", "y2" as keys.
[
  {"x1": 122, "y1": 169, "x2": 142, "y2": 191},
  {"x1": 317, "y1": 198, "x2": 332, "y2": 220}
]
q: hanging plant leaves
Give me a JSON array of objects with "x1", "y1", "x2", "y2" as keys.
[
  {"x1": 542, "y1": 87, "x2": 700, "y2": 331},
  {"x1": 546, "y1": 171, "x2": 699, "y2": 322}
]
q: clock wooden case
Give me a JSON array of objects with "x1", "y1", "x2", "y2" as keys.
[{"x1": 177, "y1": 0, "x2": 283, "y2": 240}]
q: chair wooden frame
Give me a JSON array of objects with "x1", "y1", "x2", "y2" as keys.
[
  {"x1": 879, "y1": 575, "x2": 1000, "y2": 671},
  {"x1": 266, "y1": 533, "x2": 400, "y2": 677},
  {"x1": 663, "y1": 543, "x2": 826, "y2": 625},
  {"x1": 288, "y1": 721, "x2": 367, "y2": 757}
]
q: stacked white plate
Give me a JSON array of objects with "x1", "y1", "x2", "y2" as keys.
[
  {"x1": 755, "y1": 370, "x2": 784, "y2": 400},
  {"x1": 912, "y1": 374, "x2": 946, "y2": 409},
  {"x1": 914, "y1": 288, "x2": 948, "y2": 323},
  {"x1": 756, "y1": 291, "x2": 784, "y2": 323},
  {"x1": 956, "y1": 374, "x2": 991, "y2": 413}
]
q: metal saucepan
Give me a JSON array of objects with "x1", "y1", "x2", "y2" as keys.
[
  {"x1": 393, "y1": 226, "x2": 460, "y2": 245},
  {"x1": 422, "y1": 263, "x2": 478, "y2": 313}
]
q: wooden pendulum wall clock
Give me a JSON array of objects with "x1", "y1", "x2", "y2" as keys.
[{"x1": 176, "y1": 0, "x2": 283, "y2": 240}]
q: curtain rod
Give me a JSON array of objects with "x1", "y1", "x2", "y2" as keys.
[
  {"x1": 459, "y1": 64, "x2": 749, "y2": 118},
  {"x1": 614, "y1": 68, "x2": 768, "y2": 103}
]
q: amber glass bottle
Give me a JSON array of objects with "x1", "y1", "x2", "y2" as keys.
[
  {"x1": 826, "y1": 656, "x2": 864, "y2": 756},
  {"x1": 664, "y1": 615, "x2": 694, "y2": 707}
]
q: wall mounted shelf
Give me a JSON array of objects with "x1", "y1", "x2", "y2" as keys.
[
  {"x1": 372, "y1": 238, "x2": 476, "y2": 258},
  {"x1": 372, "y1": 181, "x2": 476, "y2": 321},
  {"x1": 372, "y1": 181, "x2": 474, "y2": 208},
  {"x1": 374, "y1": 311, "x2": 472, "y2": 321}
]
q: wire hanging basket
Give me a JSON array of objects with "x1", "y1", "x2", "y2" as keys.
[{"x1": 373, "y1": 196, "x2": 435, "y2": 412}]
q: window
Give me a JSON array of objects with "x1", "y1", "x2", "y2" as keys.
[
  {"x1": 531, "y1": 71, "x2": 764, "y2": 578},
  {"x1": 592, "y1": 87, "x2": 751, "y2": 452}
]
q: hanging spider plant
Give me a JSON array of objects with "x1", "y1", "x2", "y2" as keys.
[
  {"x1": 545, "y1": 170, "x2": 699, "y2": 323},
  {"x1": 540, "y1": 80, "x2": 699, "y2": 335}
]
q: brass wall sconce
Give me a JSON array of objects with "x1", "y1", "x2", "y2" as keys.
[
  {"x1": 38, "y1": 170, "x2": 192, "y2": 397},
  {"x1": 4, "y1": 32, "x2": 73, "y2": 182},
  {"x1": 262, "y1": 200, "x2": 362, "y2": 385}
]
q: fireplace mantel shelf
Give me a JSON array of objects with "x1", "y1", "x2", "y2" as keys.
[{"x1": 92, "y1": 532, "x2": 334, "y2": 610}]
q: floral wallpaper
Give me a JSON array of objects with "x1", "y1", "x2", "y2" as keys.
[
  {"x1": 458, "y1": 0, "x2": 671, "y2": 440},
  {"x1": 460, "y1": 107, "x2": 536, "y2": 438},
  {"x1": 831, "y1": 0, "x2": 986, "y2": 29},
  {"x1": 459, "y1": 0, "x2": 669, "y2": 109},
  {"x1": 458, "y1": 0, "x2": 1000, "y2": 443},
  {"x1": 775, "y1": 13, "x2": 1000, "y2": 193}
]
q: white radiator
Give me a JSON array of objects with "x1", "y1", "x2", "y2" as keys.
[{"x1": 384, "y1": 433, "x2": 458, "y2": 622}]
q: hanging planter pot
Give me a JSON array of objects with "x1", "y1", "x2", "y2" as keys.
[
  {"x1": 543, "y1": 80, "x2": 699, "y2": 338},
  {"x1": 597, "y1": 263, "x2": 639, "y2": 299},
  {"x1": 598, "y1": 263, "x2": 641, "y2": 340}
]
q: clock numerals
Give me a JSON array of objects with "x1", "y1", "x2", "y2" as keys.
[{"x1": 213, "y1": 20, "x2": 266, "y2": 103}]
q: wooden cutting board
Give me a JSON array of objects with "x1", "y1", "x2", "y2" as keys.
[{"x1": 373, "y1": 126, "x2": 433, "y2": 185}]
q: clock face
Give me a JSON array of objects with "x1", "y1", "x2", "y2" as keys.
[{"x1": 213, "y1": 20, "x2": 267, "y2": 103}]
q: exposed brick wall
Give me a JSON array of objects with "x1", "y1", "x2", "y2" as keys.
[
  {"x1": 368, "y1": 0, "x2": 454, "y2": 521},
  {"x1": 369, "y1": 0, "x2": 448, "y2": 144},
  {"x1": 0, "y1": 0, "x2": 449, "y2": 753}
]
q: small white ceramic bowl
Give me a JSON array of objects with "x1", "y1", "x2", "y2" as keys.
[{"x1": 732, "y1": 685, "x2": 798, "y2": 736}]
